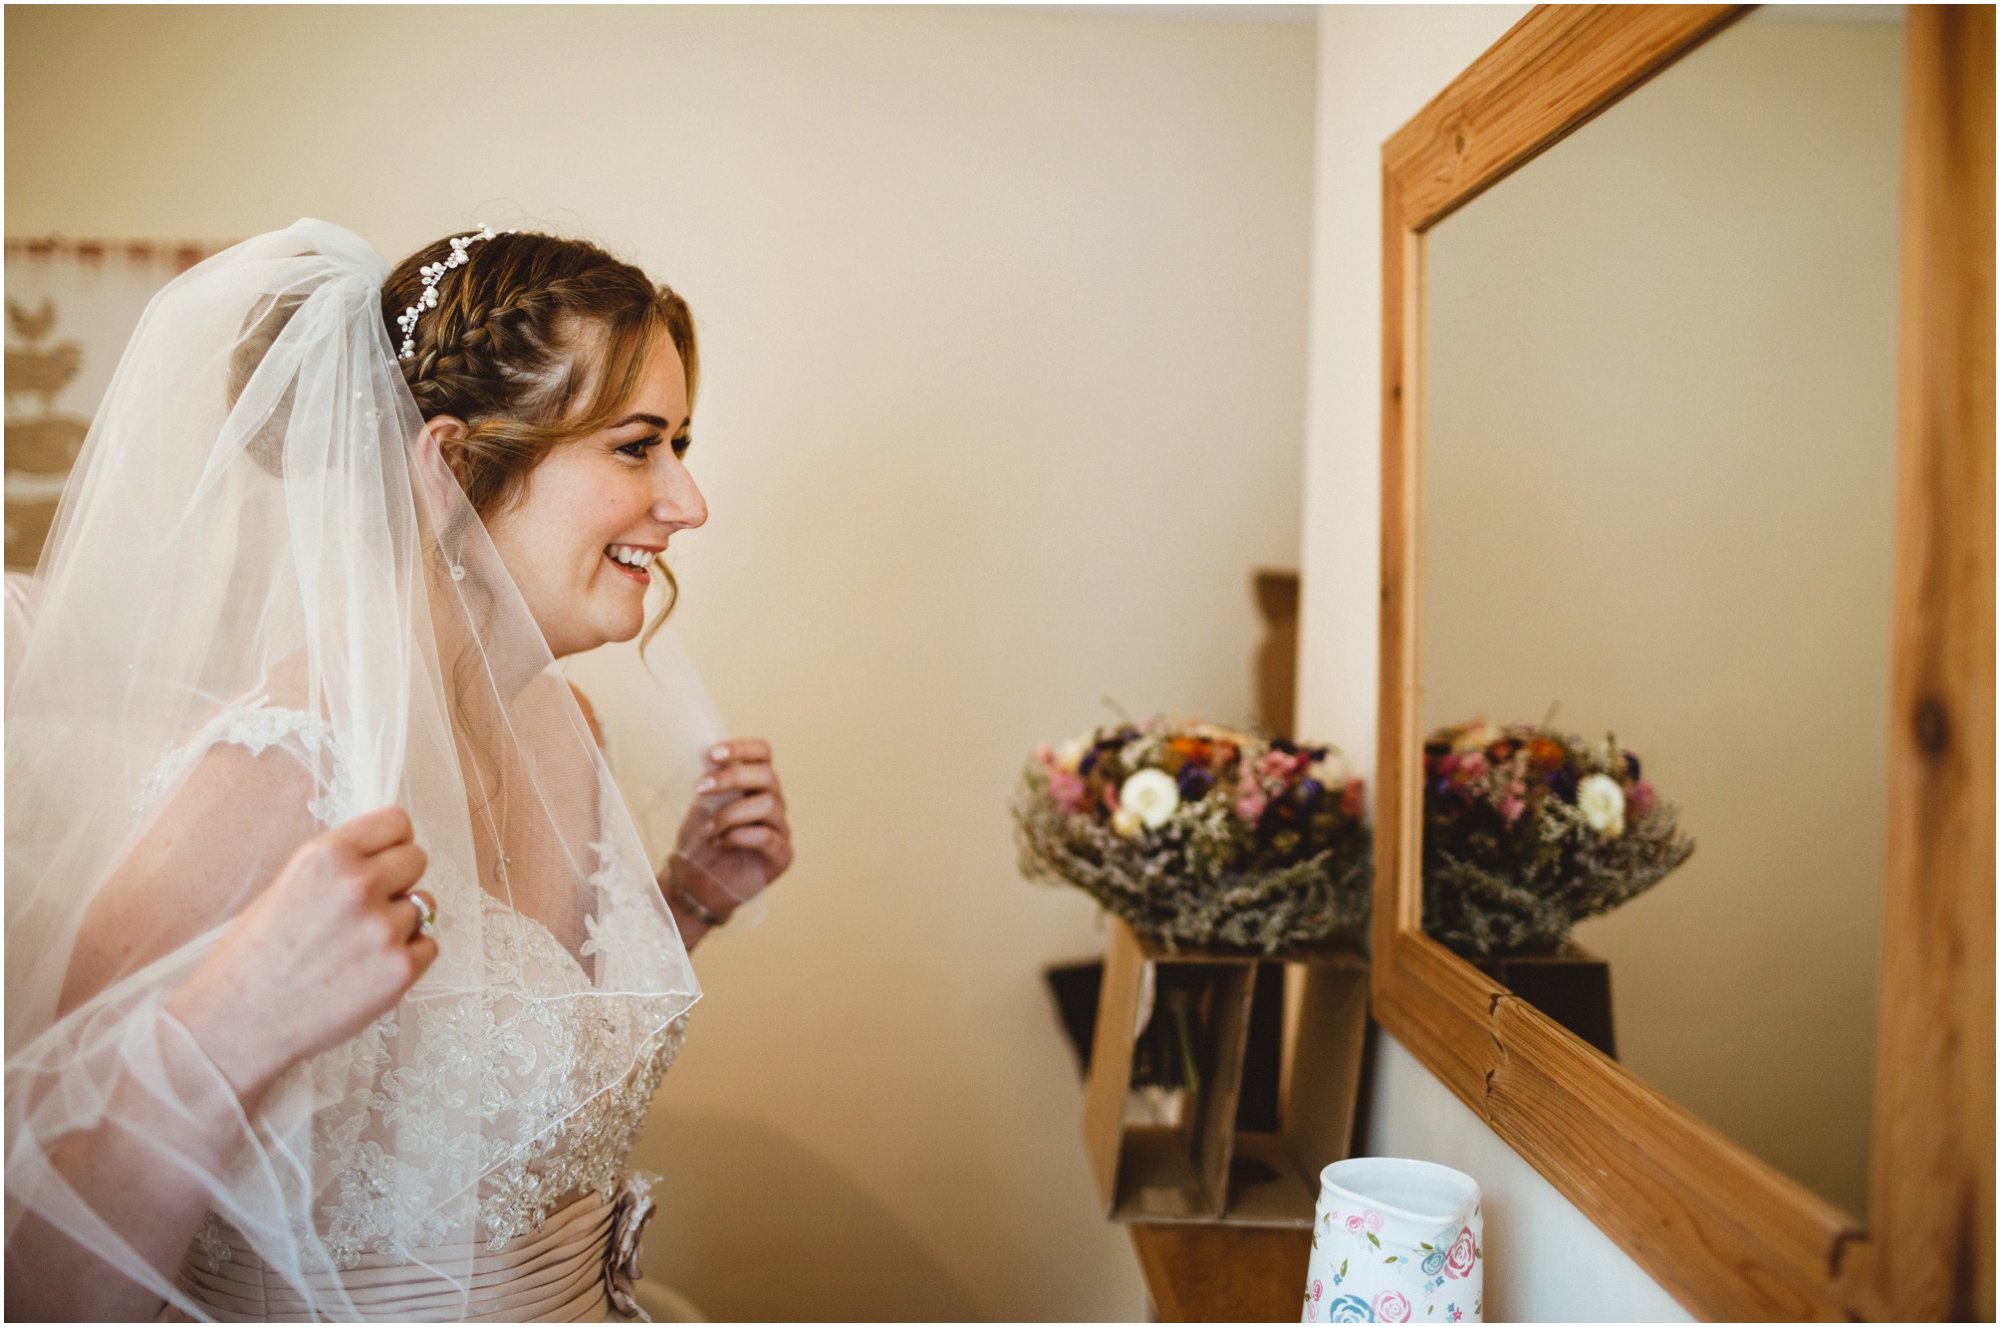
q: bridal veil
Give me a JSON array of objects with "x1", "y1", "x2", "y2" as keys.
[{"x1": 4, "y1": 219, "x2": 703, "y2": 1319}]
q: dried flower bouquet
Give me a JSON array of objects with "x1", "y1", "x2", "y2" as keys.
[
  {"x1": 1421, "y1": 719, "x2": 1695, "y2": 955},
  {"x1": 1013, "y1": 718, "x2": 1371, "y2": 953}
]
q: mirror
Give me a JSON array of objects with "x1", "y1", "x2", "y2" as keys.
[
  {"x1": 1377, "y1": 4, "x2": 1992, "y2": 1318},
  {"x1": 1419, "y1": 5, "x2": 1906, "y2": 1219}
]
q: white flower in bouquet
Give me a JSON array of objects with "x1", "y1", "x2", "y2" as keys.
[
  {"x1": 1111, "y1": 808, "x2": 1144, "y2": 838},
  {"x1": 1119, "y1": 768, "x2": 1181, "y2": 829},
  {"x1": 1576, "y1": 773, "x2": 1626, "y2": 837},
  {"x1": 1057, "y1": 736, "x2": 1089, "y2": 772},
  {"x1": 1452, "y1": 723, "x2": 1501, "y2": 754}
]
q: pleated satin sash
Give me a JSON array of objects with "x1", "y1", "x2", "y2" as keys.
[{"x1": 163, "y1": 1192, "x2": 620, "y2": 1322}]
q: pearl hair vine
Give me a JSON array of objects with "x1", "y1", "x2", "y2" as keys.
[{"x1": 396, "y1": 224, "x2": 510, "y2": 361}]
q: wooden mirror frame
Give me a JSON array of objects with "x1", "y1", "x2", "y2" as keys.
[{"x1": 1373, "y1": 6, "x2": 1993, "y2": 1320}]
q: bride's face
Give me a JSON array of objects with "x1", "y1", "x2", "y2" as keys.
[{"x1": 482, "y1": 335, "x2": 705, "y2": 659}]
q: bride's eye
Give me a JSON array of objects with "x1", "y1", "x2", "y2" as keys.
[
  {"x1": 671, "y1": 433, "x2": 692, "y2": 459},
  {"x1": 616, "y1": 436, "x2": 661, "y2": 461}
]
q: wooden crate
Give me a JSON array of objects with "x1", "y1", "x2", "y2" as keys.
[{"x1": 1081, "y1": 916, "x2": 1369, "y2": 1226}]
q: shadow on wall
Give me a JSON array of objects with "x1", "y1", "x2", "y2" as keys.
[{"x1": 635, "y1": 1109, "x2": 985, "y2": 1322}]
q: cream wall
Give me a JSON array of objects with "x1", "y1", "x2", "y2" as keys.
[
  {"x1": 7, "y1": 6, "x2": 1316, "y2": 1320},
  {"x1": 1298, "y1": 6, "x2": 1693, "y2": 1320}
]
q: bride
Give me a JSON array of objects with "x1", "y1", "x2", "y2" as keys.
[{"x1": 4, "y1": 220, "x2": 792, "y2": 1321}]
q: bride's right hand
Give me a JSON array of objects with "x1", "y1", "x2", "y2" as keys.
[{"x1": 165, "y1": 807, "x2": 437, "y2": 1106}]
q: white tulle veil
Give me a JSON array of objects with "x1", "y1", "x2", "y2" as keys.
[{"x1": 4, "y1": 219, "x2": 704, "y2": 1318}]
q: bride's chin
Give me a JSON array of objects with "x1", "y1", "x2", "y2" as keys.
[{"x1": 602, "y1": 608, "x2": 645, "y2": 646}]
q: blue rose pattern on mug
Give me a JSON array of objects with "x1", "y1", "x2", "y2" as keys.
[{"x1": 1326, "y1": 1293, "x2": 1374, "y2": 1322}]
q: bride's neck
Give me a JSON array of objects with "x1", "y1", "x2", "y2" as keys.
[{"x1": 422, "y1": 544, "x2": 556, "y2": 707}]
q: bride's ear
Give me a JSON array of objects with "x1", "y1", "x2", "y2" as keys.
[{"x1": 413, "y1": 416, "x2": 472, "y2": 511}]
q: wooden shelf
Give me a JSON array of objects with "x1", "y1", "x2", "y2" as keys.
[{"x1": 1128, "y1": 1222, "x2": 1312, "y2": 1322}]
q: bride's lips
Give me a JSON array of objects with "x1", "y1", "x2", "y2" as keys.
[
  {"x1": 606, "y1": 556, "x2": 648, "y2": 585},
  {"x1": 603, "y1": 546, "x2": 658, "y2": 585}
]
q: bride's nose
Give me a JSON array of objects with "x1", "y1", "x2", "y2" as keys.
[{"x1": 651, "y1": 465, "x2": 707, "y2": 532}]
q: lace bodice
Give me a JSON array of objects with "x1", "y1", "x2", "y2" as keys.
[{"x1": 144, "y1": 699, "x2": 688, "y2": 1272}]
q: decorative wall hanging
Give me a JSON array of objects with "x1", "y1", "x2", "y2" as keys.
[{"x1": 5, "y1": 238, "x2": 218, "y2": 569}]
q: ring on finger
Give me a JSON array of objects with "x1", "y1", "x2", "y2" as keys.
[{"x1": 404, "y1": 889, "x2": 439, "y2": 938}]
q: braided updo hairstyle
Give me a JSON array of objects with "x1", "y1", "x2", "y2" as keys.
[{"x1": 382, "y1": 229, "x2": 698, "y2": 632}]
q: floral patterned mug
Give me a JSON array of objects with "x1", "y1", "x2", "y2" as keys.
[{"x1": 1302, "y1": 1157, "x2": 1483, "y2": 1324}]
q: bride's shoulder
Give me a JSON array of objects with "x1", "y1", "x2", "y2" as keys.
[
  {"x1": 139, "y1": 653, "x2": 348, "y2": 825},
  {"x1": 65, "y1": 674, "x2": 336, "y2": 1016}
]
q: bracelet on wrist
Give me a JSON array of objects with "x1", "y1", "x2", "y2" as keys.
[{"x1": 667, "y1": 863, "x2": 731, "y2": 929}]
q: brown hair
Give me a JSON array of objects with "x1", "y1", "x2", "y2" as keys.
[{"x1": 382, "y1": 229, "x2": 698, "y2": 633}]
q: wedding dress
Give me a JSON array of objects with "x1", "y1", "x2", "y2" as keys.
[
  {"x1": 143, "y1": 695, "x2": 682, "y2": 1322},
  {"x1": 6, "y1": 221, "x2": 709, "y2": 1322}
]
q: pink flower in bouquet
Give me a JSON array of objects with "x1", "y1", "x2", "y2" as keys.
[
  {"x1": 1499, "y1": 794, "x2": 1527, "y2": 825},
  {"x1": 1629, "y1": 780, "x2": 1657, "y2": 818},
  {"x1": 1033, "y1": 743, "x2": 1057, "y2": 767},
  {"x1": 1455, "y1": 752, "x2": 1488, "y2": 781},
  {"x1": 1048, "y1": 769, "x2": 1089, "y2": 814},
  {"x1": 1256, "y1": 749, "x2": 1296, "y2": 782},
  {"x1": 1235, "y1": 791, "x2": 1267, "y2": 823},
  {"x1": 1102, "y1": 785, "x2": 1121, "y2": 814},
  {"x1": 1434, "y1": 752, "x2": 1460, "y2": 777},
  {"x1": 1342, "y1": 779, "x2": 1366, "y2": 817}
]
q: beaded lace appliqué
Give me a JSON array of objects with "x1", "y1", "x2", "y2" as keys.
[
  {"x1": 193, "y1": 1212, "x2": 233, "y2": 1274},
  {"x1": 310, "y1": 899, "x2": 688, "y2": 1267},
  {"x1": 135, "y1": 698, "x2": 355, "y2": 826}
]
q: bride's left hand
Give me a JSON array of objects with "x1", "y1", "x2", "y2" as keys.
[{"x1": 676, "y1": 739, "x2": 793, "y2": 910}]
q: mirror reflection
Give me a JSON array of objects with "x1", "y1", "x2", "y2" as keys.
[{"x1": 1419, "y1": 6, "x2": 1906, "y2": 1219}]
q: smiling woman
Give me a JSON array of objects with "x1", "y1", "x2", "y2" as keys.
[{"x1": 4, "y1": 220, "x2": 792, "y2": 1322}]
